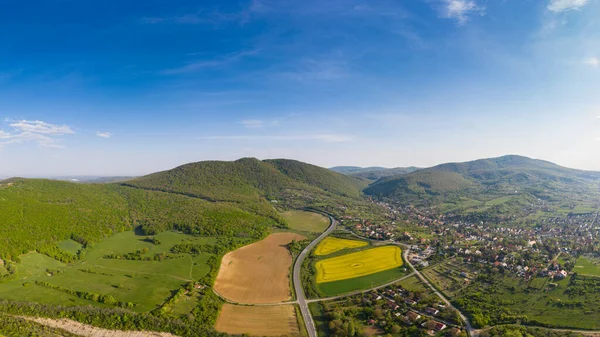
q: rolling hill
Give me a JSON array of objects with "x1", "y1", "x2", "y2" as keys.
[
  {"x1": 0, "y1": 158, "x2": 368, "y2": 261},
  {"x1": 330, "y1": 166, "x2": 421, "y2": 181},
  {"x1": 126, "y1": 157, "x2": 367, "y2": 201},
  {"x1": 364, "y1": 155, "x2": 600, "y2": 206}
]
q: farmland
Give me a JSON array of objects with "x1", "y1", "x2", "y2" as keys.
[
  {"x1": 421, "y1": 258, "x2": 477, "y2": 297},
  {"x1": 281, "y1": 210, "x2": 330, "y2": 233},
  {"x1": 315, "y1": 246, "x2": 403, "y2": 283},
  {"x1": 0, "y1": 231, "x2": 216, "y2": 313},
  {"x1": 215, "y1": 304, "x2": 299, "y2": 336},
  {"x1": 574, "y1": 256, "x2": 600, "y2": 277},
  {"x1": 314, "y1": 237, "x2": 368, "y2": 256},
  {"x1": 214, "y1": 233, "x2": 305, "y2": 304}
]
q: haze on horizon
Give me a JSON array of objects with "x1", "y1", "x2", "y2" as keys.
[{"x1": 1, "y1": 0, "x2": 599, "y2": 177}]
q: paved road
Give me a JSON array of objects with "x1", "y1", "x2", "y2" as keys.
[{"x1": 293, "y1": 215, "x2": 337, "y2": 337}]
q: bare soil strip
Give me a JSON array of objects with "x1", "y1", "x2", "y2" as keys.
[{"x1": 21, "y1": 316, "x2": 179, "y2": 337}]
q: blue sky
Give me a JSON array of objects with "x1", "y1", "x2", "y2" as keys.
[{"x1": 0, "y1": 0, "x2": 599, "y2": 176}]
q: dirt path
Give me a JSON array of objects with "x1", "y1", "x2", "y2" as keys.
[{"x1": 21, "y1": 316, "x2": 180, "y2": 337}]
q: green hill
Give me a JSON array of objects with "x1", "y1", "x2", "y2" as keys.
[
  {"x1": 365, "y1": 155, "x2": 600, "y2": 207},
  {"x1": 0, "y1": 158, "x2": 368, "y2": 261},
  {"x1": 126, "y1": 157, "x2": 366, "y2": 201},
  {"x1": 0, "y1": 179, "x2": 278, "y2": 260},
  {"x1": 330, "y1": 166, "x2": 420, "y2": 181}
]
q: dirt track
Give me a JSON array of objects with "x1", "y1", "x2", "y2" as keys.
[
  {"x1": 214, "y1": 232, "x2": 305, "y2": 304},
  {"x1": 22, "y1": 317, "x2": 179, "y2": 337}
]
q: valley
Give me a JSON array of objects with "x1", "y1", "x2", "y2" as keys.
[{"x1": 1, "y1": 155, "x2": 600, "y2": 337}]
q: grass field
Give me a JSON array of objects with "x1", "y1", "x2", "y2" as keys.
[
  {"x1": 215, "y1": 304, "x2": 299, "y2": 336},
  {"x1": 574, "y1": 256, "x2": 600, "y2": 277},
  {"x1": 317, "y1": 266, "x2": 409, "y2": 296},
  {"x1": 56, "y1": 239, "x2": 83, "y2": 255},
  {"x1": 214, "y1": 233, "x2": 305, "y2": 304},
  {"x1": 316, "y1": 246, "x2": 402, "y2": 283},
  {"x1": 314, "y1": 237, "x2": 368, "y2": 256},
  {"x1": 0, "y1": 231, "x2": 215, "y2": 312},
  {"x1": 397, "y1": 274, "x2": 428, "y2": 293},
  {"x1": 281, "y1": 210, "x2": 330, "y2": 233}
]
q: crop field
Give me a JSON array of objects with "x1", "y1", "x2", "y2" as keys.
[
  {"x1": 315, "y1": 246, "x2": 402, "y2": 283},
  {"x1": 0, "y1": 231, "x2": 215, "y2": 312},
  {"x1": 314, "y1": 237, "x2": 368, "y2": 256},
  {"x1": 317, "y1": 267, "x2": 409, "y2": 296},
  {"x1": 574, "y1": 256, "x2": 600, "y2": 277},
  {"x1": 215, "y1": 304, "x2": 299, "y2": 336},
  {"x1": 214, "y1": 232, "x2": 305, "y2": 304},
  {"x1": 281, "y1": 210, "x2": 330, "y2": 233}
]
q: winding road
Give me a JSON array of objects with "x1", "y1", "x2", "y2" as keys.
[{"x1": 293, "y1": 215, "x2": 337, "y2": 337}]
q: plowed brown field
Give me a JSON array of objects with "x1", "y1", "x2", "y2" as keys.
[
  {"x1": 215, "y1": 304, "x2": 299, "y2": 336},
  {"x1": 214, "y1": 232, "x2": 305, "y2": 304}
]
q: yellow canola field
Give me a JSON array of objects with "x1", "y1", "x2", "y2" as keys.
[
  {"x1": 314, "y1": 237, "x2": 368, "y2": 256},
  {"x1": 315, "y1": 246, "x2": 402, "y2": 283}
]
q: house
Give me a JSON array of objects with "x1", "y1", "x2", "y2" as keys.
[
  {"x1": 425, "y1": 307, "x2": 439, "y2": 316},
  {"x1": 555, "y1": 270, "x2": 568, "y2": 280},
  {"x1": 405, "y1": 299, "x2": 417, "y2": 306},
  {"x1": 0, "y1": 259, "x2": 4, "y2": 266},
  {"x1": 407, "y1": 311, "x2": 421, "y2": 322},
  {"x1": 434, "y1": 322, "x2": 447, "y2": 331}
]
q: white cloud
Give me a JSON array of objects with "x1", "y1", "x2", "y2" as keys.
[
  {"x1": 9, "y1": 120, "x2": 74, "y2": 135},
  {"x1": 239, "y1": 119, "x2": 280, "y2": 128},
  {"x1": 441, "y1": 0, "x2": 485, "y2": 25},
  {"x1": 583, "y1": 57, "x2": 599, "y2": 68},
  {"x1": 548, "y1": 0, "x2": 589, "y2": 12},
  {"x1": 0, "y1": 120, "x2": 74, "y2": 148},
  {"x1": 200, "y1": 134, "x2": 354, "y2": 143},
  {"x1": 96, "y1": 131, "x2": 112, "y2": 138}
]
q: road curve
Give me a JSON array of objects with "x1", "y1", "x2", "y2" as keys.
[{"x1": 293, "y1": 215, "x2": 337, "y2": 337}]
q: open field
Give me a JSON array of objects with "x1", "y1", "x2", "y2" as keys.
[
  {"x1": 281, "y1": 210, "x2": 329, "y2": 233},
  {"x1": 315, "y1": 246, "x2": 402, "y2": 283},
  {"x1": 215, "y1": 304, "x2": 299, "y2": 336},
  {"x1": 0, "y1": 231, "x2": 215, "y2": 312},
  {"x1": 57, "y1": 239, "x2": 83, "y2": 255},
  {"x1": 574, "y1": 256, "x2": 600, "y2": 277},
  {"x1": 214, "y1": 232, "x2": 305, "y2": 304},
  {"x1": 314, "y1": 237, "x2": 368, "y2": 256}
]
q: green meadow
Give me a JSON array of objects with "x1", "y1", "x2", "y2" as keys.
[
  {"x1": 281, "y1": 210, "x2": 330, "y2": 233},
  {"x1": 0, "y1": 231, "x2": 216, "y2": 313},
  {"x1": 574, "y1": 256, "x2": 600, "y2": 277}
]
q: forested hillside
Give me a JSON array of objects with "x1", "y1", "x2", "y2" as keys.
[
  {"x1": 127, "y1": 157, "x2": 365, "y2": 201},
  {"x1": 365, "y1": 155, "x2": 600, "y2": 204},
  {"x1": 0, "y1": 158, "x2": 373, "y2": 262},
  {"x1": 330, "y1": 166, "x2": 420, "y2": 181},
  {"x1": 0, "y1": 179, "x2": 281, "y2": 261}
]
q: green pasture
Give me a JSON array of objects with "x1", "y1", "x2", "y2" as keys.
[
  {"x1": 281, "y1": 210, "x2": 330, "y2": 233},
  {"x1": 0, "y1": 231, "x2": 216, "y2": 312},
  {"x1": 574, "y1": 256, "x2": 600, "y2": 277}
]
